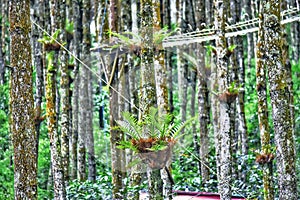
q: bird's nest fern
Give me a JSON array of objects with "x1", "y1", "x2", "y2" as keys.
[{"x1": 116, "y1": 107, "x2": 195, "y2": 153}]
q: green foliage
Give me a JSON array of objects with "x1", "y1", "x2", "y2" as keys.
[
  {"x1": 227, "y1": 81, "x2": 242, "y2": 94},
  {"x1": 116, "y1": 107, "x2": 195, "y2": 153},
  {"x1": 37, "y1": 136, "x2": 52, "y2": 199},
  {"x1": 107, "y1": 25, "x2": 178, "y2": 51},
  {"x1": 0, "y1": 84, "x2": 13, "y2": 199},
  {"x1": 67, "y1": 170, "x2": 112, "y2": 200},
  {"x1": 228, "y1": 44, "x2": 237, "y2": 52},
  {"x1": 153, "y1": 25, "x2": 179, "y2": 45},
  {"x1": 0, "y1": 147, "x2": 14, "y2": 199},
  {"x1": 65, "y1": 19, "x2": 74, "y2": 34},
  {"x1": 38, "y1": 29, "x2": 61, "y2": 44}
]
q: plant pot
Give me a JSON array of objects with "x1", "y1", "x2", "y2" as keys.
[
  {"x1": 218, "y1": 91, "x2": 238, "y2": 104},
  {"x1": 138, "y1": 143, "x2": 174, "y2": 169}
]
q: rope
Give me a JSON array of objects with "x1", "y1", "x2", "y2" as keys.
[{"x1": 31, "y1": 20, "x2": 141, "y2": 112}]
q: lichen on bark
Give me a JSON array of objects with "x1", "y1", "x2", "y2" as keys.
[
  {"x1": 264, "y1": 1, "x2": 298, "y2": 199},
  {"x1": 9, "y1": 0, "x2": 38, "y2": 199}
]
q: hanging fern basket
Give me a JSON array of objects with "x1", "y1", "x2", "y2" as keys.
[
  {"x1": 134, "y1": 137, "x2": 176, "y2": 169},
  {"x1": 116, "y1": 107, "x2": 195, "y2": 169}
]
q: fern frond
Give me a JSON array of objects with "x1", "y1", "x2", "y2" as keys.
[
  {"x1": 117, "y1": 140, "x2": 138, "y2": 152},
  {"x1": 116, "y1": 111, "x2": 142, "y2": 139},
  {"x1": 170, "y1": 116, "x2": 197, "y2": 138}
]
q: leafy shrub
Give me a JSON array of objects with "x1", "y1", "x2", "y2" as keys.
[{"x1": 66, "y1": 170, "x2": 112, "y2": 200}]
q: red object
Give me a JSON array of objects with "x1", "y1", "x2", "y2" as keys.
[
  {"x1": 140, "y1": 191, "x2": 245, "y2": 200},
  {"x1": 173, "y1": 191, "x2": 245, "y2": 199}
]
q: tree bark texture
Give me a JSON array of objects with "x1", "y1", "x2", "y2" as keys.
[
  {"x1": 256, "y1": 2, "x2": 274, "y2": 199},
  {"x1": 77, "y1": 60, "x2": 88, "y2": 182},
  {"x1": 59, "y1": 0, "x2": 70, "y2": 185},
  {"x1": 82, "y1": 0, "x2": 96, "y2": 182},
  {"x1": 214, "y1": 0, "x2": 232, "y2": 199},
  {"x1": 70, "y1": 0, "x2": 82, "y2": 180},
  {"x1": 263, "y1": 1, "x2": 298, "y2": 199},
  {"x1": 140, "y1": 0, "x2": 163, "y2": 199},
  {"x1": 46, "y1": 52, "x2": 66, "y2": 200},
  {"x1": 32, "y1": 0, "x2": 44, "y2": 165},
  {"x1": 194, "y1": 0, "x2": 211, "y2": 186},
  {"x1": 9, "y1": 0, "x2": 38, "y2": 199}
]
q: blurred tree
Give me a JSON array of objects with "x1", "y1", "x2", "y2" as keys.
[{"x1": 70, "y1": 0, "x2": 82, "y2": 181}]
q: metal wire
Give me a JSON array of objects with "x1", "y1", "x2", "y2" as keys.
[{"x1": 163, "y1": 7, "x2": 300, "y2": 47}]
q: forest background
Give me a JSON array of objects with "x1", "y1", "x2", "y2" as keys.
[{"x1": 0, "y1": 0, "x2": 299, "y2": 199}]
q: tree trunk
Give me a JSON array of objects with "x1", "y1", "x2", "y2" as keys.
[
  {"x1": 1, "y1": 0, "x2": 9, "y2": 85},
  {"x1": 214, "y1": 0, "x2": 232, "y2": 199},
  {"x1": 140, "y1": 0, "x2": 163, "y2": 199},
  {"x1": 235, "y1": 0, "x2": 248, "y2": 183},
  {"x1": 32, "y1": 0, "x2": 45, "y2": 165},
  {"x1": 70, "y1": 0, "x2": 82, "y2": 180},
  {"x1": 263, "y1": 1, "x2": 298, "y2": 199},
  {"x1": 9, "y1": 0, "x2": 38, "y2": 198},
  {"x1": 256, "y1": 2, "x2": 274, "y2": 199},
  {"x1": 48, "y1": 0, "x2": 67, "y2": 198},
  {"x1": 107, "y1": 0, "x2": 126, "y2": 198},
  {"x1": 82, "y1": 0, "x2": 96, "y2": 182},
  {"x1": 46, "y1": 46, "x2": 66, "y2": 200},
  {"x1": 59, "y1": 0, "x2": 70, "y2": 186},
  {"x1": 77, "y1": 58, "x2": 87, "y2": 182}
]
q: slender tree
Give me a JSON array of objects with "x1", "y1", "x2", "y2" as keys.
[
  {"x1": 234, "y1": 0, "x2": 248, "y2": 182},
  {"x1": 9, "y1": 0, "x2": 37, "y2": 198},
  {"x1": 139, "y1": 0, "x2": 164, "y2": 199},
  {"x1": 256, "y1": 2, "x2": 274, "y2": 199},
  {"x1": 32, "y1": 0, "x2": 45, "y2": 165},
  {"x1": 1, "y1": 0, "x2": 9, "y2": 84},
  {"x1": 82, "y1": 0, "x2": 96, "y2": 182},
  {"x1": 77, "y1": 44, "x2": 88, "y2": 182},
  {"x1": 193, "y1": 0, "x2": 211, "y2": 186},
  {"x1": 70, "y1": 0, "x2": 82, "y2": 180},
  {"x1": 59, "y1": 0, "x2": 71, "y2": 185},
  {"x1": 263, "y1": 0, "x2": 298, "y2": 199},
  {"x1": 46, "y1": 0, "x2": 67, "y2": 198},
  {"x1": 107, "y1": 0, "x2": 127, "y2": 198},
  {"x1": 214, "y1": 0, "x2": 233, "y2": 199}
]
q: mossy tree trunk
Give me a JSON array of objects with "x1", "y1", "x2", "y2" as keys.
[
  {"x1": 82, "y1": 0, "x2": 96, "y2": 182},
  {"x1": 235, "y1": 0, "x2": 248, "y2": 183},
  {"x1": 153, "y1": 1, "x2": 173, "y2": 198},
  {"x1": 194, "y1": 0, "x2": 211, "y2": 187},
  {"x1": 32, "y1": 0, "x2": 45, "y2": 165},
  {"x1": 263, "y1": 0, "x2": 298, "y2": 199},
  {"x1": 214, "y1": 0, "x2": 232, "y2": 199},
  {"x1": 59, "y1": 0, "x2": 70, "y2": 186},
  {"x1": 176, "y1": 0, "x2": 188, "y2": 136},
  {"x1": 47, "y1": 1, "x2": 67, "y2": 198},
  {"x1": 70, "y1": 0, "x2": 82, "y2": 180},
  {"x1": 107, "y1": 0, "x2": 127, "y2": 198},
  {"x1": 1, "y1": 0, "x2": 9, "y2": 85},
  {"x1": 77, "y1": 45, "x2": 88, "y2": 182},
  {"x1": 139, "y1": 0, "x2": 163, "y2": 199},
  {"x1": 9, "y1": 0, "x2": 37, "y2": 199},
  {"x1": 256, "y1": 2, "x2": 274, "y2": 199}
]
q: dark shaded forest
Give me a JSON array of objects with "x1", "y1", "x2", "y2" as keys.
[{"x1": 0, "y1": 0, "x2": 299, "y2": 199}]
